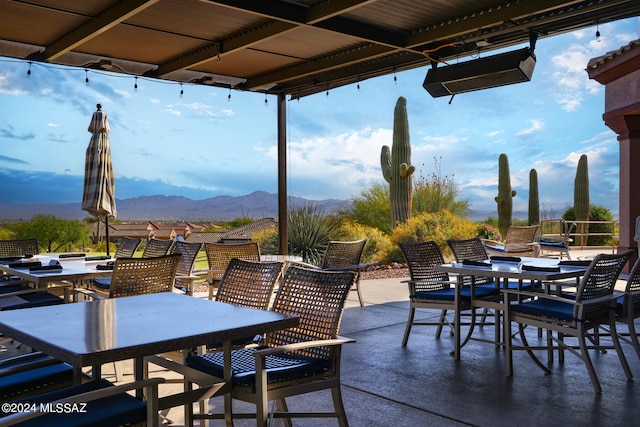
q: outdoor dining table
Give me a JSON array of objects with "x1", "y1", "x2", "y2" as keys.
[
  {"x1": 0, "y1": 292, "x2": 298, "y2": 425},
  {"x1": 0, "y1": 254, "x2": 115, "y2": 301},
  {"x1": 435, "y1": 257, "x2": 590, "y2": 360}
]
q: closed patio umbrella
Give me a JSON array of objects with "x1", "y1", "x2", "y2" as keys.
[{"x1": 82, "y1": 103, "x2": 116, "y2": 256}]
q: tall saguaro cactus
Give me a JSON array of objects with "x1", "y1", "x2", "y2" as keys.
[
  {"x1": 528, "y1": 168, "x2": 539, "y2": 226},
  {"x1": 381, "y1": 96, "x2": 415, "y2": 229},
  {"x1": 495, "y1": 153, "x2": 516, "y2": 238},
  {"x1": 574, "y1": 154, "x2": 590, "y2": 245}
]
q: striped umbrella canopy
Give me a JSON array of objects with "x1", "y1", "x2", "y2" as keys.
[{"x1": 82, "y1": 104, "x2": 116, "y2": 256}]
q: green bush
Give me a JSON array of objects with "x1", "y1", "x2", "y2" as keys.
[
  {"x1": 413, "y1": 157, "x2": 470, "y2": 218},
  {"x1": 563, "y1": 204, "x2": 613, "y2": 246},
  {"x1": 384, "y1": 210, "x2": 477, "y2": 262},
  {"x1": 338, "y1": 183, "x2": 392, "y2": 235},
  {"x1": 334, "y1": 220, "x2": 393, "y2": 264}
]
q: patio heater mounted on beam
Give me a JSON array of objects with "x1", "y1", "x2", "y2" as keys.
[{"x1": 423, "y1": 46, "x2": 536, "y2": 98}]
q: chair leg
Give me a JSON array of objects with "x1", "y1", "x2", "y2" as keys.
[
  {"x1": 435, "y1": 309, "x2": 446, "y2": 338},
  {"x1": 519, "y1": 323, "x2": 551, "y2": 375},
  {"x1": 331, "y1": 386, "x2": 350, "y2": 427},
  {"x1": 355, "y1": 276, "x2": 364, "y2": 307},
  {"x1": 627, "y1": 318, "x2": 640, "y2": 359},
  {"x1": 402, "y1": 306, "x2": 415, "y2": 346},
  {"x1": 276, "y1": 398, "x2": 293, "y2": 427},
  {"x1": 609, "y1": 317, "x2": 633, "y2": 381},
  {"x1": 577, "y1": 326, "x2": 602, "y2": 393}
]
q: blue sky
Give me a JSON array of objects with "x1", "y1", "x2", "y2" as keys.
[{"x1": 0, "y1": 18, "x2": 638, "y2": 219}]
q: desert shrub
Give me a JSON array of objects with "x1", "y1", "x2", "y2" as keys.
[
  {"x1": 476, "y1": 224, "x2": 501, "y2": 241},
  {"x1": 563, "y1": 205, "x2": 613, "y2": 246},
  {"x1": 381, "y1": 210, "x2": 477, "y2": 263},
  {"x1": 413, "y1": 157, "x2": 470, "y2": 218},
  {"x1": 338, "y1": 183, "x2": 392, "y2": 235},
  {"x1": 335, "y1": 220, "x2": 393, "y2": 264},
  {"x1": 253, "y1": 204, "x2": 339, "y2": 265}
]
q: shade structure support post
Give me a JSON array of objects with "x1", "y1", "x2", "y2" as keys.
[{"x1": 277, "y1": 93, "x2": 288, "y2": 255}]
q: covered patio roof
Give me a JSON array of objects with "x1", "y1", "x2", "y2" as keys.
[
  {"x1": 2, "y1": 1, "x2": 638, "y2": 98},
  {"x1": 2, "y1": 1, "x2": 639, "y2": 253}
]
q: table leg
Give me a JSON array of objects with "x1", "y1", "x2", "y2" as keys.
[
  {"x1": 223, "y1": 340, "x2": 233, "y2": 426},
  {"x1": 453, "y1": 276, "x2": 462, "y2": 360}
]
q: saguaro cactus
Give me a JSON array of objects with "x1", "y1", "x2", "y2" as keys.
[
  {"x1": 381, "y1": 96, "x2": 415, "y2": 229},
  {"x1": 528, "y1": 168, "x2": 539, "y2": 226},
  {"x1": 574, "y1": 154, "x2": 590, "y2": 245},
  {"x1": 495, "y1": 153, "x2": 516, "y2": 239}
]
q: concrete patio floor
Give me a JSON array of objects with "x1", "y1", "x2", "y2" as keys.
[
  {"x1": 4, "y1": 248, "x2": 637, "y2": 426},
  {"x1": 141, "y1": 248, "x2": 640, "y2": 427}
]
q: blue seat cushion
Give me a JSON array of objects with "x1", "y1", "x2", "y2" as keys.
[
  {"x1": 92, "y1": 277, "x2": 112, "y2": 290},
  {"x1": 414, "y1": 285, "x2": 498, "y2": 301},
  {"x1": 511, "y1": 299, "x2": 574, "y2": 322},
  {"x1": 539, "y1": 240, "x2": 567, "y2": 248},
  {"x1": 0, "y1": 292, "x2": 63, "y2": 310},
  {"x1": 186, "y1": 347, "x2": 332, "y2": 386},
  {"x1": 5, "y1": 379, "x2": 147, "y2": 427},
  {"x1": 0, "y1": 356, "x2": 73, "y2": 402},
  {"x1": 505, "y1": 280, "x2": 541, "y2": 291}
]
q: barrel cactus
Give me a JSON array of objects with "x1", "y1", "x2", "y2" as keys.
[
  {"x1": 528, "y1": 168, "x2": 539, "y2": 226},
  {"x1": 495, "y1": 153, "x2": 516, "y2": 238},
  {"x1": 381, "y1": 96, "x2": 415, "y2": 229}
]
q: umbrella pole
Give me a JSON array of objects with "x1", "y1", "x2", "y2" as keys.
[{"x1": 105, "y1": 215, "x2": 110, "y2": 257}]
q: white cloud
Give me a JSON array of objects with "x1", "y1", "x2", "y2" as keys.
[
  {"x1": 515, "y1": 119, "x2": 544, "y2": 136},
  {"x1": 47, "y1": 123, "x2": 59, "y2": 127}
]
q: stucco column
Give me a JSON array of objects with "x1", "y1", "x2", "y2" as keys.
[
  {"x1": 587, "y1": 41, "x2": 640, "y2": 270},
  {"x1": 605, "y1": 112, "x2": 640, "y2": 256}
]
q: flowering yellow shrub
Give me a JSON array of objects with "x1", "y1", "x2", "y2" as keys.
[{"x1": 388, "y1": 210, "x2": 477, "y2": 260}]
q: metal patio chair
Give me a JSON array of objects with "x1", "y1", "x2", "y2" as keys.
[
  {"x1": 503, "y1": 250, "x2": 633, "y2": 393},
  {"x1": 482, "y1": 225, "x2": 539, "y2": 257},
  {"x1": 169, "y1": 240, "x2": 202, "y2": 295},
  {"x1": 156, "y1": 265, "x2": 357, "y2": 426},
  {"x1": 203, "y1": 242, "x2": 261, "y2": 300},
  {"x1": 539, "y1": 218, "x2": 575, "y2": 259}
]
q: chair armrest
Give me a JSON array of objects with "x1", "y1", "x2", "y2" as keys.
[
  {"x1": 503, "y1": 288, "x2": 623, "y2": 306},
  {"x1": 0, "y1": 378, "x2": 165, "y2": 426},
  {"x1": 252, "y1": 337, "x2": 355, "y2": 358},
  {"x1": 481, "y1": 238, "x2": 502, "y2": 246},
  {"x1": 289, "y1": 261, "x2": 320, "y2": 269},
  {"x1": 74, "y1": 288, "x2": 108, "y2": 300}
]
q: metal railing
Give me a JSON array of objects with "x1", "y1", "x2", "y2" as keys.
[{"x1": 570, "y1": 219, "x2": 619, "y2": 253}]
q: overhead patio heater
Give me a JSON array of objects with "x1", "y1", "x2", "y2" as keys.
[{"x1": 422, "y1": 47, "x2": 536, "y2": 98}]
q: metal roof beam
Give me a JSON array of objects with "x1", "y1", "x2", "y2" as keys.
[
  {"x1": 207, "y1": 0, "x2": 409, "y2": 50},
  {"x1": 152, "y1": 20, "x2": 297, "y2": 77},
  {"x1": 406, "y1": 0, "x2": 623, "y2": 47},
  {"x1": 32, "y1": 0, "x2": 160, "y2": 61}
]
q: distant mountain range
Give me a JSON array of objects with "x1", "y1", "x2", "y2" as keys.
[{"x1": 0, "y1": 191, "x2": 348, "y2": 222}]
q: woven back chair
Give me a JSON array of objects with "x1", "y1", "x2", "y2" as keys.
[
  {"x1": 0, "y1": 238, "x2": 40, "y2": 258},
  {"x1": 169, "y1": 240, "x2": 202, "y2": 293},
  {"x1": 447, "y1": 238, "x2": 494, "y2": 287},
  {"x1": 399, "y1": 241, "x2": 461, "y2": 345},
  {"x1": 321, "y1": 239, "x2": 367, "y2": 306},
  {"x1": 615, "y1": 255, "x2": 640, "y2": 359},
  {"x1": 215, "y1": 258, "x2": 284, "y2": 310},
  {"x1": 141, "y1": 238, "x2": 173, "y2": 258},
  {"x1": 109, "y1": 254, "x2": 181, "y2": 298},
  {"x1": 539, "y1": 218, "x2": 575, "y2": 259},
  {"x1": 183, "y1": 265, "x2": 357, "y2": 426},
  {"x1": 203, "y1": 242, "x2": 261, "y2": 299},
  {"x1": 114, "y1": 237, "x2": 142, "y2": 258},
  {"x1": 485, "y1": 225, "x2": 540, "y2": 257},
  {"x1": 505, "y1": 250, "x2": 633, "y2": 393}
]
